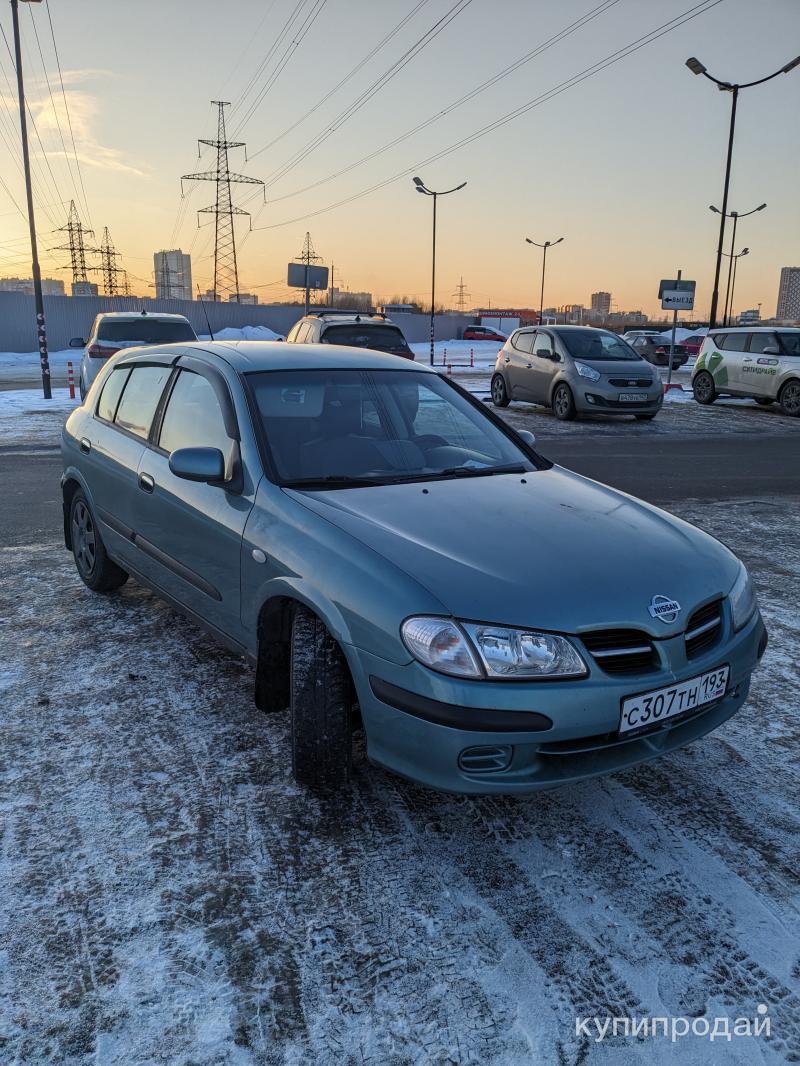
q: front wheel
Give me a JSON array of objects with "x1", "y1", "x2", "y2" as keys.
[
  {"x1": 692, "y1": 371, "x2": 716, "y2": 405},
  {"x1": 779, "y1": 380, "x2": 800, "y2": 417},
  {"x1": 491, "y1": 373, "x2": 510, "y2": 408},
  {"x1": 552, "y1": 383, "x2": 576, "y2": 421},
  {"x1": 70, "y1": 490, "x2": 128, "y2": 592},
  {"x1": 290, "y1": 605, "x2": 353, "y2": 791}
]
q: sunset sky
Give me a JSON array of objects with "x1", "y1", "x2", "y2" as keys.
[{"x1": 0, "y1": 0, "x2": 798, "y2": 318}]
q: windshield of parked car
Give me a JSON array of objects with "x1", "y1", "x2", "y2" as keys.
[
  {"x1": 557, "y1": 329, "x2": 640, "y2": 361},
  {"x1": 778, "y1": 332, "x2": 800, "y2": 356},
  {"x1": 247, "y1": 369, "x2": 536, "y2": 486},
  {"x1": 96, "y1": 319, "x2": 196, "y2": 344},
  {"x1": 321, "y1": 324, "x2": 410, "y2": 353}
]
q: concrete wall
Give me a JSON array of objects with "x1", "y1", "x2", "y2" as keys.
[{"x1": 0, "y1": 291, "x2": 473, "y2": 352}]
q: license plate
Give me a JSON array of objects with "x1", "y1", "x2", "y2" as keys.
[
  {"x1": 619, "y1": 392, "x2": 648, "y2": 402},
  {"x1": 619, "y1": 665, "x2": 729, "y2": 736}
]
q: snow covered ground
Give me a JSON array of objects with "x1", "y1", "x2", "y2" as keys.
[
  {"x1": 0, "y1": 387, "x2": 79, "y2": 445},
  {"x1": 0, "y1": 497, "x2": 798, "y2": 1064}
]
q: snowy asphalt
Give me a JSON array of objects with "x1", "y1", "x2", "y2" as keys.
[{"x1": 0, "y1": 377, "x2": 799, "y2": 1064}]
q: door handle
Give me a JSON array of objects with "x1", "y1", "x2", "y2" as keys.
[
  {"x1": 526, "y1": 363, "x2": 532, "y2": 369},
  {"x1": 80, "y1": 437, "x2": 91, "y2": 454},
  {"x1": 138, "y1": 472, "x2": 155, "y2": 493},
  {"x1": 744, "y1": 357, "x2": 753, "y2": 362}
]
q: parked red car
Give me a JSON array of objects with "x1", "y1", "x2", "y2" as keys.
[
  {"x1": 681, "y1": 335, "x2": 705, "y2": 357},
  {"x1": 463, "y1": 325, "x2": 507, "y2": 342}
]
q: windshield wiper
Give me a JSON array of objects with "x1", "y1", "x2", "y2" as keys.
[{"x1": 382, "y1": 463, "x2": 529, "y2": 484}]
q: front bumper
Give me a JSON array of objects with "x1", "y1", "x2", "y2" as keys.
[{"x1": 348, "y1": 610, "x2": 767, "y2": 794}]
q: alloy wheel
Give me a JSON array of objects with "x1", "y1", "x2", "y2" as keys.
[
  {"x1": 781, "y1": 381, "x2": 800, "y2": 416},
  {"x1": 72, "y1": 500, "x2": 97, "y2": 576}
]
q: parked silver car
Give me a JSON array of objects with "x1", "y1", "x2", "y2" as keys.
[
  {"x1": 491, "y1": 326, "x2": 663, "y2": 420},
  {"x1": 70, "y1": 311, "x2": 197, "y2": 398}
]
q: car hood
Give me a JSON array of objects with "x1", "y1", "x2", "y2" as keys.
[
  {"x1": 578, "y1": 359, "x2": 656, "y2": 378},
  {"x1": 287, "y1": 468, "x2": 738, "y2": 637}
]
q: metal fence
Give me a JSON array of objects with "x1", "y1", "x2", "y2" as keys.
[{"x1": 0, "y1": 292, "x2": 474, "y2": 352}]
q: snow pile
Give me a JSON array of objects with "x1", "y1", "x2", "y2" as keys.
[
  {"x1": 0, "y1": 348, "x2": 76, "y2": 371},
  {"x1": 198, "y1": 325, "x2": 284, "y2": 342},
  {"x1": 0, "y1": 387, "x2": 79, "y2": 445}
]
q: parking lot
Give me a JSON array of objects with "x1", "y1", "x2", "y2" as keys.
[{"x1": 0, "y1": 363, "x2": 798, "y2": 1065}]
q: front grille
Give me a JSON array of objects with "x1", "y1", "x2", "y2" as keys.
[
  {"x1": 608, "y1": 377, "x2": 654, "y2": 388},
  {"x1": 580, "y1": 629, "x2": 658, "y2": 675},
  {"x1": 685, "y1": 599, "x2": 723, "y2": 659}
]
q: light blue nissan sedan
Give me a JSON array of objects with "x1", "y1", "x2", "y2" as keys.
[{"x1": 61, "y1": 342, "x2": 767, "y2": 793}]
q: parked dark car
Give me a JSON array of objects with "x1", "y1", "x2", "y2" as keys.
[
  {"x1": 463, "y1": 325, "x2": 507, "y2": 342},
  {"x1": 285, "y1": 312, "x2": 414, "y2": 359},
  {"x1": 629, "y1": 335, "x2": 690, "y2": 368}
]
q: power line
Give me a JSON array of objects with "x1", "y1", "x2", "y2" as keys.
[
  {"x1": 229, "y1": 0, "x2": 311, "y2": 126},
  {"x1": 255, "y1": 0, "x2": 726, "y2": 230},
  {"x1": 263, "y1": 0, "x2": 622, "y2": 206},
  {"x1": 251, "y1": 0, "x2": 475, "y2": 181},
  {"x1": 43, "y1": 0, "x2": 94, "y2": 229}
]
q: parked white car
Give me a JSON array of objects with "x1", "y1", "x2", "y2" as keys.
[
  {"x1": 692, "y1": 327, "x2": 800, "y2": 415},
  {"x1": 71, "y1": 311, "x2": 197, "y2": 398}
]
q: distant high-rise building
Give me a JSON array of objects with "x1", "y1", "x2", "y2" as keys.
[
  {"x1": 229, "y1": 292, "x2": 258, "y2": 305},
  {"x1": 591, "y1": 291, "x2": 611, "y2": 316},
  {"x1": 0, "y1": 276, "x2": 64, "y2": 296},
  {"x1": 738, "y1": 308, "x2": 761, "y2": 325},
  {"x1": 154, "y1": 249, "x2": 192, "y2": 301},
  {"x1": 776, "y1": 267, "x2": 800, "y2": 321},
  {"x1": 71, "y1": 281, "x2": 98, "y2": 297}
]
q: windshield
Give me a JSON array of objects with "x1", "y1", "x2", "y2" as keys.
[
  {"x1": 778, "y1": 332, "x2": 800, "y2": 356},
  {"x1": 96, "y1": 319, "x2": 196, "y2": 344},
  {"x1": 247, "y1": 369, "x2": 535, "y2": 486},
  {"x1": 558, "y1": 329, "x2": 640, "y2": 361},
  {"x1": 322, "y1": 324, "x2": 410, "y2": 352}
]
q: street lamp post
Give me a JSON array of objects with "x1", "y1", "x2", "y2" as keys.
[
  {"x1": 525, "y1": 237, "x2": 564, "y2": 324},
  {"x1": 11, "y1": 0, "x2": 51, "y2": 399},
  {"x1": 709, "y1": 203, "x2": 766, "y2": 326},
  {"x1": 413, "y1": 176, "x2": 466, "y2": 366},
  {"x1": 721, "y1": 247, "x2": 749, "y2": 326},
  {"x1": 686, "y1": 53, "x2": 799, "y2": 329}
]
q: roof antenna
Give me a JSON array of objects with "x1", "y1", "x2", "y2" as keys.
[{"x1": 197, "y1": 284, "x2": 214, "y2": 340}]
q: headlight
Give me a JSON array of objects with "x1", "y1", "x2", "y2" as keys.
[
  {"x1": 401, "y1": 617, "x2": 482, "y2": 678},
  {"x1": 729, "y1": 563, "x2": 757, "y2": 631},
  {"x1": 575, "y1": 361, "x2": 601, "y2": 381},
  {"x1": 463, "y1": 623, "x2": 587, "y2": 678}
]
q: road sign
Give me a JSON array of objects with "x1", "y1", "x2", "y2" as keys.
[
  {"x1": 287, "y1": 263, "x2": 329, "y2": 289},
  {"x1": 662, "y1": 289, "x2": 696, "y2": 311}
]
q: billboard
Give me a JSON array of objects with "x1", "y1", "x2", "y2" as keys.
[{"x1": 287, "y1": 263, "x2": 329, "y2": 290}]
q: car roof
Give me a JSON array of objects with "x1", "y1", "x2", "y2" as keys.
[
  {"x1": 151, "y1": 340, "x2": 431, "y2": 374},
  {"x1": 709, "y1": 325, "x2": 796, "y2": 333},
  {"x1": 96, "y1": 311, "x2": 191, "y2": 322}
]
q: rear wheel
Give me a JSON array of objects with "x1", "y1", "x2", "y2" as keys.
[
  {"x1": 779, "y1": 379, "x2": 800, "y2": 417},
  {"x1": 692, "y1": 371, "x2": 716, "y2": 405},
  {"x1": 70, "y1": 490, "x2": 128, "y2": 592},
  {"x1": 491, "y1": 374, "x2": 510, "y2": 408},
  {"x1": 290, "y1": 605, "x2": 352, "y2": 791},
  {"x1": 552, "y1": 383, "x2": 576, "y2": 421}
]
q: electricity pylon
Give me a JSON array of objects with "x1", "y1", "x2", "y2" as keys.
[
  {"x1": 453, "y1": 275, "x2": 471, "y2": 312},
  {"x1": 181, "y1": 101, "x2": 264, "y2": 302},
  {"x1": 53, "y1": 200, "x2": 96, "y2": 285},
  {"x1": 98, "y1": 227, "x2": 127, "y2": 297},
  {"x1": 295, "y1": 231, "x2": 323, "y2": 314}
]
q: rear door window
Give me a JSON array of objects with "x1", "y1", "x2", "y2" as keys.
[
  {"x1": 97, "y1": 367, "x2": 131, "y2": 422},
  {"x1": 158, "y1": 370, "x2": 231, "y2": 454},
  {"x1": 114, "y1": 365, "x2": 172, "y2": 439},
  {"x1": 511, "y1": 331, "x2": 535, "y2": 354},
  {"x1": 748, "y1": 334, "x2": 778, "y2": 354},
  {"x1": 718, "y1": 333, "x2": 747, "y2": 352}
]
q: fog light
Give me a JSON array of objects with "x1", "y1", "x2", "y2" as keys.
[
  {"x1": 458, "y1": 745, "x2": 513, "y2": 773},
  {"x1": 585, "y1": 394, "x2": 596, "y2": 405}
]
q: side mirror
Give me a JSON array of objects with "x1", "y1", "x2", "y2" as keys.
[
  {"x1": 538, "y1": 349, "x2": 553, "y2": 360},
  {"x1": 69, "y1": 337, "x2": 86, "y2": 348},
  {"x1": 762, "y1": 345, "x2": 779, "y2": 355},
  {"x1": 517, "y1": 429, "x2": 536, "y2": 448},
  {"x1": 169, "y1": 446, "x2": 225, "y2": 484}
]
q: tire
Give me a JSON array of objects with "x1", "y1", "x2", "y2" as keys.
[
  {"x1": 635, "y1": 413, "x2": 657, "y2": 421},
  {"x1": 69, "y1": 490, "x2": 128, "y2": 592},
  {"x1": 290, "y1": 605, "x2": 352, "y2": 791},
  {"x1": 491, "y1": 373, "x2": 510, "y2": 408},
  {"x1": 779, "y1": 379, "x2": 800, "y2": 417},
  {"x1": 692, "y1": 371, "x2": 716, "y2": 405},
  {"x1": 552, "y1": 382, "x2": 576, "y2": 421},
  {"x1": 755, "y1": 397, "x2": 774, "y2": 406}
]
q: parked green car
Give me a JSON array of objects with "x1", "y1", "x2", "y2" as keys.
[{"x1": 61, "y1": 342, "x2": 767, "y2": 793}]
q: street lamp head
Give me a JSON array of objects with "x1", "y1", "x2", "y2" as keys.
[
  {"x1": 553, "y1": 237, "x2": 564, "y2": 245},
  {"x1": 782, "y1": 55, "x2": 800, "y2": 74},
  {"x1": 757, "y1": 202, "x2": 767, "y2": 211},
  {"x1": 412, "y1": 176, "x2": 424, "y2": 187},
  {"x1": 454, "y1": 181, "x2": 467, "y2": 192},
  {"x1": 741, "y1": 247, "x2": 749, "y2": 256},
  {"x1": 525, "y1": 237, "x2": 534, "y2": 245},
  {"x1": 686, "y1": 56, "x2": 707, "y2": 76}
]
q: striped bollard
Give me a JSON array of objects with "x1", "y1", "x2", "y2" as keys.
[
  {"x1": 470, "y1": 347, "x2": 474, "y2": 367},
  {"x1": 67, "y1": 360, "x2": 75, "y2": 400}
]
